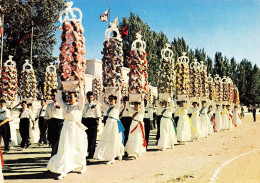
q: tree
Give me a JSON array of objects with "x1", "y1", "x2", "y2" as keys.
[
  {"x1": 0, "y1": 0, "x2": 64, "y2": 94},
  {"x1": 213, "y1": 52, "x2": 225, "y2": 77}
]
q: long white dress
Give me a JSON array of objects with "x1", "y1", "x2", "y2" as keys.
[
  {"x1": 190, "y1": 106, "x2": 201, "y2": 139},
  {"x1": 176, "y1": 103, "x2": 191, "y2": 142},
  {"x1": 157, "y1": 100, "x2": 177, "y2": 149},
  {"x1": 233, "y1": 109, "x2": 242, "y2": 125},
  {"x1": 125, "y1": 102, "x2": 146, "y2": 155},
  {"x1": 199, "y1": 102, "x2": 211, "y2": 137},
  {"x1": 214, "y1": 108, "x2": 222, "y2": 132},
  {"x1": 208, "y1": 110, "x2": 214, "y2": 134},
  {"x1": 221, "y1": 108, "x2": 229, "y2": 130},
  {"x1": 94, "y1": 93, "x2": 124, "y2": 161},
  {"x1": 47, "y1": 90, "x2": 88, "y2": 174},
  {"x1": 227, "y1": 110, "x2": 233, "y2": 129}
]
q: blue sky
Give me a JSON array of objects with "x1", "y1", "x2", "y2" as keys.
[{"x1": 54, "y1": 0, "x2": 260, "y2": 66}]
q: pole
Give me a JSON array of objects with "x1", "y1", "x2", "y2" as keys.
[
  {"x1": 0, "y1": 13, "x2": 4, "y2": 77},
  {"x1": 30, "y1": 24, "x2": 33, "y2": 65},
  {"x1": 108, "y1": 6, "x2": 110, "y2": 28}
]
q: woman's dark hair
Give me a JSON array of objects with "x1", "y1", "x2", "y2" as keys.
[
  {"x1": 0, "y1": 99, "x2": 6, "y2": 104},
  {"x1": 108, "y1": 95, "x2": 117, "y2": 100},
  {"x1": 87, "y1": 91, "x2": 93, "y2": 97},
  {"x1": 21, "y1": 101, "x2": 27, "y2": 105},
  {"x1": 68, "y1": 92, "x2": 77, "y2": 98},
  {"x1": 51, "y1": 89, "x2": 57, "y2": 93}
]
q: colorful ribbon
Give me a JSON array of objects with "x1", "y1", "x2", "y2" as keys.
[
  {"x1": 229, "y1": 114, "x2": 237, "y2": 127},
  {"x1": 238, "y1": 114, "x2": 241, "y2": 120},
  {"x1": 179, "y1": 107, "x2": 197, "y2": 133},
  {"x1": 211, "y1": 116, "x2": 217, "y2": 132},
  {"x1": 130, "y1": 121, "x2": 147, "y2": 147},
  {"x1": 108, "y1": 116, "x2": 125, "y2": 144},
  {"x1": 162, "y1": 116, "x2": 177, "y2": 135}
]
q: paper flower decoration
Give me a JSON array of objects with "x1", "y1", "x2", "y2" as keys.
[
  {"x1": 128, "y1": 31, "x2": 148, "y2": 97},
  {"x1": 58, "y1": 2, "x2": 86, "y2": 91},
  {"x1": 0, "y1": 56, "x2": 18, "y2": 101},
  {"x1": 158, "y1": 44, "x2": 175, "y2": 94},
  {"x1": 175, "y1": 52, "x2": 189, "y2": 98},
  {"x1": 20, "y1": 59, "x2": 37, "y2": 99},
  {"x1": 189, "y1": 59, "x2": 201, "y2": 98},
  {"x1": 44, "y1": 63, "x2": 58, "y2": 100},
  {"x1": 92, "y1": 74, "x2": 102, "y2": 100}
]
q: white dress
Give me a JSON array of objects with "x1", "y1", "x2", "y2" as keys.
[
  {"x1": 214, "y1": 108, "x2": 222, "y2": 132},
  {"x1": 157, "y1": 101, "x2": 177, "y2": 149},
  {"x1": 199, "y1": 102, "x2": 211, "y2": 137},
  {"x1": 47, "y1": 90, "x2": 88, "y2": 174},
  {"x1": 176, "y1": 104, "x2": 191, "y2": 142},
  {"x1": 125, "y1": 102, "x2": 146, "y2": 155},
  {"x1": 94, "y1": 93, "x2": 124, "y2": 161},
  {"x1": 233, "y1": 109, "x2": 242, "y2": 125},
  {"x1": 227, "y1": 110, "x2": 233, "y2": 129},
  {"x1": 190, "y1": 106, "x2": 201, "y2": 139},
  {"x1": 208, "y1": 110, "x2": 214, "y2": 134},
  {"x1": 221, "y1": 109, "x2": 229, "y2": 130}
]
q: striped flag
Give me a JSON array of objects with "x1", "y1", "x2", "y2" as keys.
[
  {"x1": 0, "y1": 17, "x2": 2, "y2": 37},
  {"x1": 100, "y1": 9, "x2": 109, "y2": 22}
]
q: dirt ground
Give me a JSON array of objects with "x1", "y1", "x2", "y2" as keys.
[{"x1": 2, "y1": 113, "x2": 260, "y2": 183}]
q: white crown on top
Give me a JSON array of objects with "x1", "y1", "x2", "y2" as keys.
[
  {"x1": 222, "y1": 75, "x2": 228, "y2": 83},
  {"x1": 59, "y1": 1, "x2": 82, "y2": 23},
  {"x1": 200, "y1": 61, "x2": 207, "y2": 71},
  {"x1": 46, "y1": 63, "x2": 57, "y2": 73},
  {"x1": 131, "y1": 31, "x2": 146, "y2": 52},
  {"x1": 190, "y1": 59, "x2": 200, "y2": 70},
  {"x1": 214, "y1": 74, "x2": 221, "y2": 82},
  {"x1": 105, "y1": 17, "x2": 121, "y2": 41},
  {"x1": 161, "y1": 43, "x2": 173, "y2": 60},
  {"x1": 22, "y1": 59, "x2": 34, "y2": 72},
  {"x1": 177, "y1": 52, "x2": 189, "y2": 65},
  {"x1": 208, "y1": 74, "x2": 213, "y2": 82},
  {"x1": 4, "y1": 55, "x2": 16, "y2": 67},
  {"x1": 226, "y1": 77, "x2": 233, "y2": 84}
]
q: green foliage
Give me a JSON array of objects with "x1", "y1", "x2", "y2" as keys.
[{"x1": 0, "y1": 0, "x2": 64, "y2": 95}]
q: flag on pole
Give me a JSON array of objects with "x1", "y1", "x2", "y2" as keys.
[
  {"x1": 122, "y1": 25, "x2": 128, "y2": 36},
  {"x1": 19, "y1": 34, "x2": 34, "y2": 45},
  {"x1": 0, "y1": 17, "x2": 2, "y2": 37},
  {"x1": 100, "y1": 9, "x2": 109, "y2": 22}
]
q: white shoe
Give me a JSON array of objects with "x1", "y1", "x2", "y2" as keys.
[
  {"x1": 57, "y1": 173, "x2": 67, "y2": 180},
  {"x1": 118, "y1": 155, "x2": 122, "y2": 161},
  {"x1": 80, "y1": 165, "x2": 87, "y2": 174},
  {"x1": 133, "y1": 154, "x2": 137, "y2": 159},
  {"x1": 106, "y1": 159, "x2": 115, "y2": 164},
  {"x1": 161, "y1": 148, "x2": 166, "y2": 151},
  {"x1": 137, "y1": 153, "x2": 142, "y2": 157}
]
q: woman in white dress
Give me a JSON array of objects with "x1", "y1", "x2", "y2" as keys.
[
  {"x1": 94, "y1": 88, "x2": 124, "y2": 164},
  {"x1": 221, "y1": 105, "x2": 229, "y2": 130},
  {"x1": 125, "y1": 101, "x2": 146, "y2": 158},
  {"x1": 233, "y1": 105, "x2": 242, "y2": 125},
  {"x1": 189, "y1": 101, "x2": 201, "y2": 140},
  {"x1": 157, "y1": 99, "x2": 177, "y2": 151},
  {"x1": 207, "y1": 105, "x2": 215, "y2": 134},
  {"x1": 47, "y1": 88, "x2": 88, "y2": 180},
  {"x1": 214, "y1": 104, "x2": 223, "y2": 132},
  {"x1": 176, "y1": 100, "x2": 191, "y2": 144},
  {"x1": 226, "y1": 105, "x2": 235, "y2": 129},
  {"x1": 199, "y1": 100, "x2": 211, "y2": 138}
]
